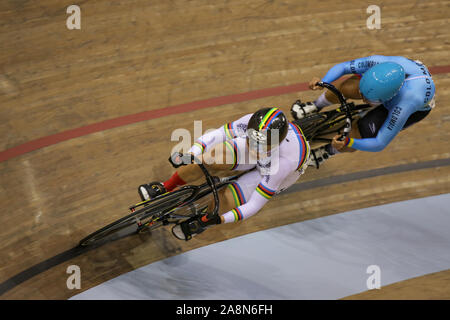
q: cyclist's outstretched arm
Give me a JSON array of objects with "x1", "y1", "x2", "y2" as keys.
[
  {"x1": 189, "y1": 114, "x2": 252, "y2": 156},
  {"x1": 347, "y1": 101, "x2": 416, "y2": 152},
  {"x1": 175, "y1": 114, "x2": 252, "y2": 183},
  {"x1": 321, "y1": 55, "x2": 388, "y2": 83}
]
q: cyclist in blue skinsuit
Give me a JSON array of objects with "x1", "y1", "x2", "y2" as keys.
[{"x1": 291, "y1": 55, "x2": 436, "y2": 164}]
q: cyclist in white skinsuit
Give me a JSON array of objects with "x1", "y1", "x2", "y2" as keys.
[
  {"x1": 139, "y1": 108, "x2": 310, "y2": 240},
  {"x1": 187, "y1": 109, "x2": 310, "y2": 225}
]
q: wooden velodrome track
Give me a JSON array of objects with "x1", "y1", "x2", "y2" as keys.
[{"x1": 0, "y1": 0, "x2": 449, "y2": 299}]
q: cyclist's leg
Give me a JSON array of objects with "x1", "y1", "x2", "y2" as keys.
[
  {"x1": 188, "y1": 168, "x2": 260, "y2": 227},
  {"x1": 292, "y1": 75, "x2": 362, "y2": 119},
  {"x1": 140, "y1": 141, "x2": 238, "y2": 201},
  {"x1": 324, "y1": 74, "x2": 362, "y2": 104},
  {"x1": 172, "y1": 138, "x2": 256, "y2": 239},
  {"x1": 175, "y1": 146, "x2": 233, "y2": 183},
  {"x1": 338, "y1": 104, "x2": 432, "y2": 153},
  {"x1": 220, "y1": 163, "x2": 306, "y2": 217},
  {"x1": 219, "y1": 169, "x2": 262, "y2": 215},
  {"x1": 310, "y1": 114, "x2": 362, "y2": 165},
  {"x1": 176, "y1": 137, "x2": 255, "y2": 184},
  {"x1": 401, "y1": 109, "x2": 431, "y2": 130},
  {"x1": 342, "y1": 86, "x2": 434, "y2": 146},
  {"x1": 171, "y1": 178, "x2": 249, "y2": 240},
  {"x1": 175, "y1": 137, "x2": 257, "y2": 216},
  {"x1": 202, "y1": 137, "x2": 257, "y2": 214},
  {"x1": 330, "y1": 106, "x2": 386, "y2": 154}
]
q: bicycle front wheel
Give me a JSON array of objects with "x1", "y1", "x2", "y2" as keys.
[{"x1": 78, "y1": 188, "x2": 194, "y2": 247}]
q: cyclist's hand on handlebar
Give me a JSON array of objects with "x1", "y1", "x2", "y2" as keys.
[
  {"x1": 169, "y1": 152, "x2": 196, "y2": 168},
  {"x1": 309, "y1": 77, "x2": 323, "y2": 90},
  {"x1": 331, "y1": 134, "x2": 347, "y2": 151}
]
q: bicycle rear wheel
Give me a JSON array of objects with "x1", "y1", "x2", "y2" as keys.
[
  {"x1": 78, "y1": 188, "x2": 194, "y2": 247},
  {"x1": 136, "y1": 179, "x2": 231, "y2": 234},
  {"x1": 293, "y1": 113, "x2": 328, "y2": 141},
  {"x1": 295, "y1": 106, "x2": 369, "y2": 142}
]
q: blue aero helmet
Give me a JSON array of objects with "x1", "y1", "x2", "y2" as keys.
[{"x1": 359, "y1": 62, "x2": 406, "y2": 104}]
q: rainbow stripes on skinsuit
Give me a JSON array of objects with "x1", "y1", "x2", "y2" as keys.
[
  {"x1": 256, "y1": 183, "x2": 276, "y2": 200},
  {"x1": 224, "y1": 140, "x2": 238, "y2": 170},
  {"x1": 224, "y1": 122, "x2": 236, "y2": 139},
  {"x1": 289, "y1": 122, "x2": 310, "y2": 171},
  {"x1": 231, "y1": 207, "x2": 244, "y2": 221},
  {"x1": 228, "y1": 182, "x2": 246, "y2": 207},
  {"x1": 346, "y1": 137, "x2": 355, "y2": 148},
  {"x1": 258, "y1": 108, "x2": 282, "y2": 131},
  {"x1": 193, "y1": 141, "x2": 207, "y2": 153}
]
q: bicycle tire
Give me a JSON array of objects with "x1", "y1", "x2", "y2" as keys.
[
  {"x1": 136, "y1": 179, "x2": 233, "y2": 234},
  {"x1": 78, "y1": 188, "x2": 194, "y2": 246},
  {"x1": 135, "y1": 201, "x2": 204, "y2": 234}
]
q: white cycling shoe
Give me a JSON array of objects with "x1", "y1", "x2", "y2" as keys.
[{"x1": 291, "y1": 100, "x2": 319, "y2": 120}]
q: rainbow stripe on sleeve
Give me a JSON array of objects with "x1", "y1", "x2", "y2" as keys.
[
  {"x1": 193, "y1": 141, "x2": 207, "y2": 153},
  {"x1": 231, "y1": 207, "x2": 244, "y2": 221},
  {"x1": 224, "y1": 122, "x2": 236, "y2": 139},
  {"x1": 289, "y1": 122, "x2": 310, "y2": 171},
  {"x1": 227, "y1": 182, "x2": 246, "y2": 206},
  {"x1": 256, "y1": 183, "x2": 276, "y2": 199},
  {"x1": 224, "y1": 140, "x2": 238, "y2": 170},
  {"x1": 347, "y1": 137, "x2": 354, "y2": 147}
]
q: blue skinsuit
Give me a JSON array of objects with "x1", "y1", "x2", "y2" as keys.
[{"x1": 321, "y1": 55, "x2": 435, "y2": 152}]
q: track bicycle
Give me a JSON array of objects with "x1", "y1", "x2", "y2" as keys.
[
  {"x1": 80, "y1": 81, "x2": 368, "y2": 246},
  {"x1": 79, "y1": 154, "x2": 245, "y2": 246},
  {"x1": 292, "y1": 81, "x2": 373, "y2": 149}
]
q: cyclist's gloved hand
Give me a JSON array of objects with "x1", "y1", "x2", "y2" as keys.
[
  {"x1": 332, "y1": 134, "x2": 350, "y2": 151},
  {"x1": 169, "y1": 152, "x2": 195, "y2": 168},
  {"x1": 199, "y1": 212, "x2": 222, "y2": 226},
  {"x1": 309, "y1": 77, "x2": 323, "y2": 90},
  {"x1": 177, "y1": 213, "x2": 221, "y2": 241}
]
